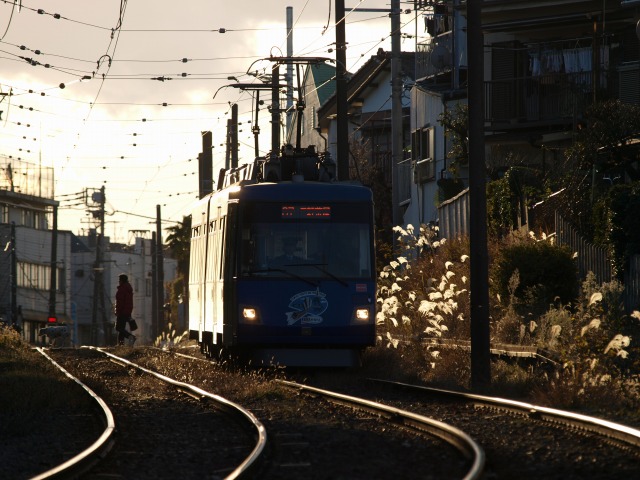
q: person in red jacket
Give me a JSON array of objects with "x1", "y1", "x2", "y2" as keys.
[{"x1": 115, "y1": 274, "x2": 136, "y2": 345}]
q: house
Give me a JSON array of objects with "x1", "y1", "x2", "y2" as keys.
[
  {"x1": 406, "y1": 0, "x2": 640, "y2": 235},
  {"x1": 285, "y1": 61, "x2": 336, "y2": 153},
  {"x1": 0, "y1": 157, "x2": 72, "y2": 343},
  {"x1": 316, "y1": 51, "x2": 415, "y2": 183}
]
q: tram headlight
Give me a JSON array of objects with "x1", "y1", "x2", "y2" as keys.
[
  {"x1": 355, "y1": 307, "x2": 370, "y2": 321},
  {"x1": 242, "y1": 307, "x2": 258, "y2": 321}
]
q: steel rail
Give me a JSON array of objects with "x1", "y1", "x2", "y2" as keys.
[
  {"x1": 369, "y1": 378, "x2": 640, "y2": 450},
  {"x1": 86, "y1": 346, "x2": 268, "y2": 480},
  {"x1": 31, "y1": 347, "x2": 116, "y2": 480},
  {"x1": 276, "y1": 379, "x2": 485, "y2": 480}
]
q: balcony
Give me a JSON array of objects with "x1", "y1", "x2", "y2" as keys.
[
  {"x1": 416, "y1": 32, "x2": 453, "y2": 80},
  {"x1": 485, "y1": 62, "x2": 640, "y2": 130},
  {"x1": 484, "y1": 71, "x2": 599, "y2": 129}
]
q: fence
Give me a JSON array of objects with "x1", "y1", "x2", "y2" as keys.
[
  {"x1": 625, "y1": 255, "x2": 640, "y2": 313},
  {"x1": 437, "y1": 187, "x2": 469, "y2": 240},
  {"x1": 437, "y1": 194, "x2": 640, "y2": 312},
  {"x1": 554, "y1": 212, "x2": 613, "y2": 285}
]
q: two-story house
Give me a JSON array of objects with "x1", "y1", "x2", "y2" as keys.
[{"x1": 406, "y1": 0, "x2": 640, "y2": 235}]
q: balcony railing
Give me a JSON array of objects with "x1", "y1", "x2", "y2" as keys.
[
  {"x1": 484, "y1": 71, "x2": 605, "y2": 127},
  {"x1": 416, "y1": 32, "x2": 453, "y2": 80}
]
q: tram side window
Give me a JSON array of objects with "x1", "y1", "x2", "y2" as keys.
[{"x1": 219, "y1": 217, "x2": 226, "y2": 279}]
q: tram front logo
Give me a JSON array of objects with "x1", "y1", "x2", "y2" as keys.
[{"x1": 285, "y1": 288, "x2": 328, "y2": 325}]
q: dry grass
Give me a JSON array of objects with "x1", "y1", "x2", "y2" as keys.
[{"x1": 0, "y1": 325, "x2": 94, "y2": 434}]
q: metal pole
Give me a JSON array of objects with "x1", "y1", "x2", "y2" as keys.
[{"x1": 467, "y1": 0, "x2": 491, "y2": 390}]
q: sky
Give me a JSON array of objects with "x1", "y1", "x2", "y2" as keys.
[{"x1": 1, "y1": 1, "x2": 419, "y2": 243}]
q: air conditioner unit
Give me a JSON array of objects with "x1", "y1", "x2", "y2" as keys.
[{"x1": 413, "y1": 158, "x2": 435, "y2": 184}]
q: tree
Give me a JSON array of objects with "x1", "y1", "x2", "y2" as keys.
[
  {"x1": 560, "y1": 100, "x2": 640, "y2": 235},
  {"x1": 165, "y1": 216, "x2": 191, "y2": 278},
  {"x1": 568, "y1": 100, "x2": 640, "y2": 181},
  {"x1": 438, "y1": 102, "x2": 469, "y2": 176},
  {"x1": 165, "y1": 216, "x2": 191, "y2": 333},
  {"x1": 437, "y1": 103, "x2": 469, "y2": 202}
]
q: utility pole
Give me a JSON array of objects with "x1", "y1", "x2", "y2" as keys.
[
  {"x1": 223, "y1": 104, "x2": 239, "y2": 170},
  {"x1": 90, "y1": 186, "x2": 106, "y2": 345},
  {"x1": 390, "y1": 0, "x2": 403, "y2": 231},
  {"x1": 10, "y1": 222, "x2": 17, "y2": 326},
  {"x1": 335, "y1": 0, "x2": 349, "y2": 180},
  {"x1": 231, "y1": 103, "x2": 239, "y2": 169},
  {"x1": 467, "y1": 0, "x2": 491, "y2": 390},
  {"x1": 151, "y1": 231, "x2": 158, "y2": 340},
  {"x1": 48, "y1": 205, "x2": 58, "y2": 320},
  {"x1": 271, "y1": 63, "x2": 281, "y2": 153},
  {"x1": 156, "y1": 205, "x2": 165, "y2": 337},
  {"x1": 199, "y1": 131, "x2": 213, "y2": 197},
  {"x1": 286, "y1": 7, "x2": 294, "y2": 139}
]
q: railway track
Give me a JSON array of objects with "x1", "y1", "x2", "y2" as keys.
[
  {"x1": 302, "y1": 373, "x2": 640, "y2": 479},
  {"x1": 39, "y1": 347, "x2": 263, "y2": 479},
  {"x1": 33, "y1": 347, "x2": 476, "y2": 479},
  {"x1": 370, "y1": 378, "x2": 640, "y2": 451},
  {"x1": 25, "y1": 346, "x2": 640, "y2": 479}
]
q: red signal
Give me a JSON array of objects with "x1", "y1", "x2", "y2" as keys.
[{"x1": 47, "y1": 316, "x2": 57, "y2": 323}]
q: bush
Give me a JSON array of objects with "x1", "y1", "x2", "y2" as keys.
[{"x1": 492, "y1": 235, "x2": 579, "y2": 309}]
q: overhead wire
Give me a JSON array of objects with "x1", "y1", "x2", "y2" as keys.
[{"x1": 1, "y1": 0, "x2": 416, "y2": 239}]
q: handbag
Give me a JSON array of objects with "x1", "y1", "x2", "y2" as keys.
[{"x1": 129, "y1": 318, "x2": 138, "y2": 332}]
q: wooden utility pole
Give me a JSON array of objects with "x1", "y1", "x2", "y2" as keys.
[{"x1": 467, "y1": 0, "x2": 491, "y2": 390}]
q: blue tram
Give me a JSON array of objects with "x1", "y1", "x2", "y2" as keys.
[{"x1": 187, "y1": 154, "x2": 376, "y2": 367}]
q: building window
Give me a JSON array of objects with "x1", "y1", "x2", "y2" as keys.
[
  {"x1": 411, "y1": 126, "x2": 435, "y2": 184},
  {"x1": 17, "y1": 261, "x2": 53, "y2": 290},
  {"x1": 411, "y1": 126, "x2": 435, "y2": 161},
  {"x1": 21, "y1": 209, "x2": 32, "y2": 227}
]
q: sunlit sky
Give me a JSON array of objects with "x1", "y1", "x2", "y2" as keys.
[{"x1": 1, "y1": 1, "x2": 419, "y2": 243}]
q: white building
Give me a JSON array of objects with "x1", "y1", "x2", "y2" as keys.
[{"x1": 0, "y1": 158, "x2": 72, "y2": 343}]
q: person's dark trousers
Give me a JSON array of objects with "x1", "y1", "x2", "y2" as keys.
[{"x1": 116, "y1": 314, "x2": 133, "y2": 345}]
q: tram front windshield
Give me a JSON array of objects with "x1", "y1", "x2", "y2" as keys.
[{"x1": 239, "y1": 202, "x2": 372, "y2": 280}]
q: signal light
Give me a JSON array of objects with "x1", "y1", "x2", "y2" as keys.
[{"x1": 47, "y1": 316, "x2": 57, "y2": 323}]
